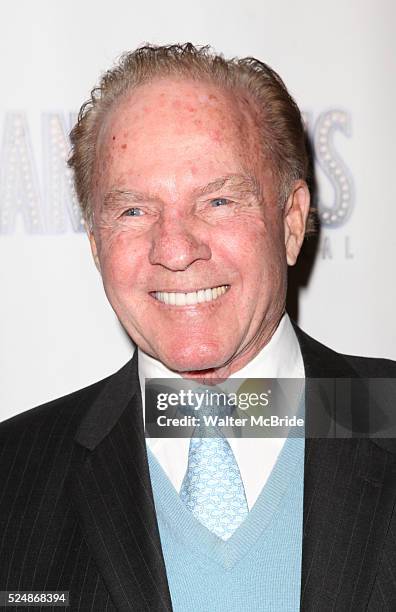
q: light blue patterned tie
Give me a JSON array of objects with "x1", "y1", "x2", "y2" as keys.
[{"x1": 179, "y1": 390, "x2": 248, "y2": 540}]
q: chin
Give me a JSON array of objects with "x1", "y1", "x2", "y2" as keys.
[{"x1": 159, "y1": 341, "x2": 228, "y2": 375}]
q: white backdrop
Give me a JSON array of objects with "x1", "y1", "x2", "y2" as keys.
[{"x1": 1, "y1": 0, "x2": 395, "y2": 420}]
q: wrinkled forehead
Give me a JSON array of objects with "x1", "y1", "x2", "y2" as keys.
[
  {"x1": 96, "y1": 77, "x2": 264, "y2": 161},
  {"x1": 90, "y1": 77, "x2": 280, "y2": 212}
]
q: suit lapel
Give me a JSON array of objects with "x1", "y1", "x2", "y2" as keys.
[
  {"x1": 294, "y1": 325, "x2": 396, "y2": 611},
  {"x1": 68, "y1": 353, "x2": 172, "y2": 611}
]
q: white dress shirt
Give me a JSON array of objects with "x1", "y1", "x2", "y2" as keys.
[{"x1": 139, "y1": 313, "x2": 305, "y2": 509}]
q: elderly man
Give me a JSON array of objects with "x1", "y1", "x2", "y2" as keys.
[{"x1": 1, "y1": 43, "x2": 396, "y2": 611}]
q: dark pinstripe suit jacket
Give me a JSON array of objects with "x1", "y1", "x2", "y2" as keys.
[{"x1": 1, "y1": 325, "x2": 396, "y2": 611}]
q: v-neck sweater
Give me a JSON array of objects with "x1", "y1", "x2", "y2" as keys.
[{"x1": 147, "y1": 435, "x2": 305, "y2": 612}]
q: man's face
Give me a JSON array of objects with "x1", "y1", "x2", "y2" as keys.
[{"x1": 90, "y1": 78, "x2": 308, "y2": 377}]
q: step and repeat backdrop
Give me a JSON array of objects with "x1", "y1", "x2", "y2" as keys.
[{"x1": 1, "y1": 0, "x2": 395, "y2": 419}]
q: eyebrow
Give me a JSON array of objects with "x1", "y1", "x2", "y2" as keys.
[
  {"x1": 103, "y1": 189, "x2": 150, "y2": 207},
  {"x1": 193, "y1": 173, "x2": 261, "y2": 198},
  {"x1": 103, "y1": 173, "x2": 261, "y2": 206}
]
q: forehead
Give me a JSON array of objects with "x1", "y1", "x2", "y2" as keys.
[
  {"x1": 98, "y1": 77, "x2": 262, "y2": 154},
  {"x1": 93, "y1": 77, "x2": 270, "y2": 200}
]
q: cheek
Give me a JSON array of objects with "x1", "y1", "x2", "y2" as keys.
[
  {"x1": 213, "y1": 217, "x2": 285, "y2": 283},
  {"x1": 98, "y1": 232, "x2": 147, "y2": 291}
]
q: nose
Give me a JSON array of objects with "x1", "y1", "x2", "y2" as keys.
[{"x1": 148, "y1": 216, "x2": 211, "y2": 271}]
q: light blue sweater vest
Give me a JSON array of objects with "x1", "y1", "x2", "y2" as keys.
[{"x1": 147, "y1": 436, "x2": 305, "y2": 612}]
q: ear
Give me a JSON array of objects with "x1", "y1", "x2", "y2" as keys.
[
  {"x1": 283, "y1": 180, "x2": 310, "y2": 266},
  {"x1": 88, "y1": 229, "x2": 102, "y2": 274}
]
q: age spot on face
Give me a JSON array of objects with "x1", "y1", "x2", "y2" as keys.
[{"x1": 211, "y1": 130, "x2": 223, "y2": 144}]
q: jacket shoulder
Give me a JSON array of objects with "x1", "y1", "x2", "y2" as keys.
[
  {"x1": 292, "y1": 321, "x2": 396, "y2": 378},
  {"x1": 0, "y1": 370, "x2": 117, "y2": 442},
  {"x1": 0, "y1": 363, "x2": 136, "y2": 507},
  {"x1": 342, "y1": 353, "x2": 396, "y2": 377}
]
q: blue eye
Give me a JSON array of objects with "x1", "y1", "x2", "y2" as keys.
[
  {"x1": 211, "y1": 198, "x2": 229, "y2": 207},
  {"x1": 123, "y1": 207, "x2": 144, "y2": 217}
]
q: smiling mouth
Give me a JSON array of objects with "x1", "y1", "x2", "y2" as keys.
[{"x1": 151, "y1": 285, "x2": 230, "y2": 306}]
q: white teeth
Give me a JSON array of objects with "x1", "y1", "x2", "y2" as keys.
[
  {"x1": 153, "y1": 285, "x2": 229, "y2": 306},
  {"x1": 197, "y1": 290, "x2": 206, "y2": 303},
  {"x1": 175, "y1": 292, "x2": 186, "y2": 306},
  {"x1": 186, "y1": 292, "x2": 195, "y2": 305}
]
